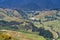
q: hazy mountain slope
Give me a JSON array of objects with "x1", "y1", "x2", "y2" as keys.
[
  {"x1": 22, "y1": 3, "x2": 41, "y2": 10},
  {"x1": 0, "y1": 0, "x2": 60, "y2": 10}
]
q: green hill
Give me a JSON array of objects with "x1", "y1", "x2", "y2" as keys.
[
  {"x1": 0, "y1": 30, "x2": 46, "y2": 40},
  {"x1": 0, "y1": 8, "x2": 23, "y2": 22}
]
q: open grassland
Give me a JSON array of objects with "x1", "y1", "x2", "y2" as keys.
[{"x1": 0, "y1": 30, "x2": 46, "y2": 40}]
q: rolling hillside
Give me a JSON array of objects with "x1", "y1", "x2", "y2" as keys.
[
  {"x1": 0, "y1": 30, "x2": 46, "y2": 40},
  {"x1": 0, "y1": 8, "x2": 23, "y2": 22},
  {"x1": 0, "y1": 0, "x2": 60, "y2": 40},
  {"x1": 0, "y1": 8, "x2": 60, "y2": 40}
]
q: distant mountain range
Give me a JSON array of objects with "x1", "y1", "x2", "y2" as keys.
[{"x1": 0, "y1": 0, "x2": 60, "y2": 10}]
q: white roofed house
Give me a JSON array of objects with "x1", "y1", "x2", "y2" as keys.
[{"x1": 29, "y1": 17, "x2": 39, "y2": 21}]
